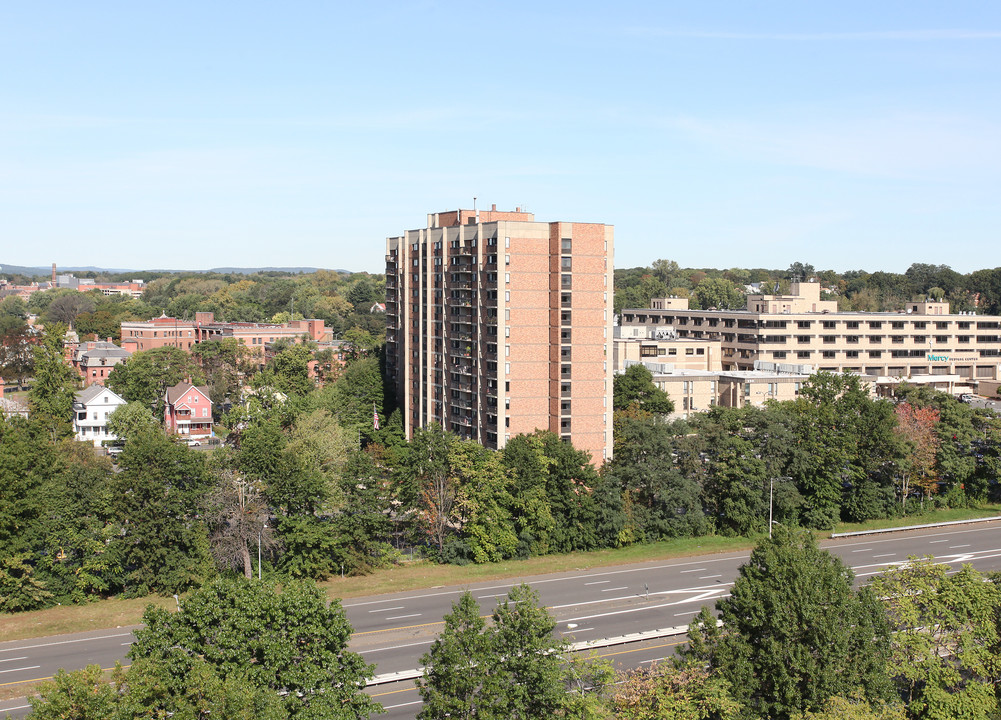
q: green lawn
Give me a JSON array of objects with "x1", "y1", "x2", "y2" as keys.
[{"x1": 2, "y1": 504, "x2": 999, "y2": 644}]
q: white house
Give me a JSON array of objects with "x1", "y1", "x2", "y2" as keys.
[{"x1": 73, "y1": 385, "x2": 127, "y2": 447}]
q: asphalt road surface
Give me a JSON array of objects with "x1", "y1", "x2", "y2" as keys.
[{"x1": 3, "y1": 519, "x2": 1001, "y2": 719}]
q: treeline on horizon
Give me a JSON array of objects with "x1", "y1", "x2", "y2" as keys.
[
  {"x1": 614, "y1": 260, "x2": 1001, "y2": 315},
  {"x1": 0, "y1": 269, "x2": 387, "y2": 345}
]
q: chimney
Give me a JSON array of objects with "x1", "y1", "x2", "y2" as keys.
[
  {"x1": 52, "y1": 263, "x2": 57, "y2": 284},
  {"x1": 491, "y1": 204, "x2": 496, "y2": 211}
]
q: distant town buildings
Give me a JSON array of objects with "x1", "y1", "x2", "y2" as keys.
[
  {"x1": 0, "y1": 265, "x2": 145, "y2": 300},
  {"x1": 386, "y1": 205, "x2": 614, "y2": 463},
  {"x1": 120, "y1": 312, "x2": 328, "y2": 363}
]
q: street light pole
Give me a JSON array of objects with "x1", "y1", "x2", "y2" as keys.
[
  {"x1": 769, "y1": 477, "x2": 792, "y2": 538},
  {"x1": 258, "y1": 523, "x2": 268, "y2": 580},
  {"x1": 769, "y1": 477, "x2": 774, "y2": 538}
]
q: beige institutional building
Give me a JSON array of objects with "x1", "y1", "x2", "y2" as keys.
[
  {"x1": 621, "y1": 281, "x2": 1001, "y2": 387},
  {"x1": 386, "y1": 206, "x2": 614, "y2": 463}
]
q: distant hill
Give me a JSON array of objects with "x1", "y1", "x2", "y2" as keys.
[{"x1": 0, "y1": 264, "x2": 353, "y2": 277}]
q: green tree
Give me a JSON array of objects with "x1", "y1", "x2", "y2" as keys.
[
  {"x1": 611, "y1": 662, "x2": 741, "y2": 720},
  {"x1": 613, "y1": 364, "x2": 674, "y2": 414},
  {"x1": 106, "y1": 401, "x2": 158, "y2": 442},
  {"x1": 0, "y1": 554, "x2": 53, "y2": 612},
  {"x1": 793, "y1": 695, "x2": 906, "y2": 720},
  {"x1": 0, "y1": 317, "x2": 35, "y2": 388},
  {"x1": 692, "y1": 276, "x2": 746, "y2": 310},
  {"x1": 106, "y1": 346, "x2": 203, "y2": 419},
  {"x1": 870, "y1": 559, "x2": 1001, "y2": 719},
  {"x1": 44, "y1": 292, "x2": 96, "y2": 326},
  {"x1": 266, "y1": 343, "x2": 315, "y2": 397},
  {"x1": 130, "y1": 576, "x2": 379, "y2": 719},
  {"x1": 502, "y1": 431, "x2": 603, "y2": 555},
  {"x1": 418, "y1": 584, "x2": 593, "y2": 719},
  {"x1": 25, "y1": 664, "x2": 119, "y2": 720},
  {"x1": 695, "y1": 408, "x2": 770, "y2": 536},
  {"x1": 23, "y1": 440, "x2": 116, "y2": 604},
  {"x1": 28, "y1": 325, "x2": 78, "y2": 434},
  {"x1": 681, "y1": 526, "x2": 893, "y2": 719},
  {"x1": 107, "y1": 427, "x2": 213, "y2": 595},
  {"x1": 399, "y1": 424, "x2": 461, "y2": 556},
  {"x1": 190, "y1": 337, "x2": 254, "y2": 408},
  {"x1": 605, "y1": 412, "x2": 706, "y2": 542}
]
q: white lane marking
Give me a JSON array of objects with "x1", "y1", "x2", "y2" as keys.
[
  {"x1": 384, "y1": 700, "x2": 423, "y2": 710},
  {"x1": 0, "y1": 631, "x2": 133, "y2": 653},
  {"x1": 699, "y1": 575, "x2": 722, "y2": 579},
  {"x1": 950, "y1": 544, "x2": 971, "y2": 549},
  {"x1": 0, "y1": 705, "x2": 31, "y2": 713},
  {"x1": 385, "y1": 614, "x2": 422, "y2": 621},
  {"x1": 929, "y1": 539, "x2": 948, "y2": 543},
  {"x1": 851, "y1": 548, "x2": 874, "y2": 552},
  {"x1": 0, "y1": 665, "x2": 41, "y2": 674},
  {"x1": 341, "y1": 526, "x2": 1001, "y2": 610},
  {"x1": 121, "y1": 642, "x2": 133, "y2": 646},
  {"x1": 368, "y1": 606, "x2": 405, "y2": 613},
  {"x1": 550, "y1": 583, "x2": 732, "y2": 612},
  {"x1": 565, "y1": 588, "x2": 732, "y2": 623},
  {"x1": 0, "y1": 657, "x2": 28, "y2": 663},
  {"x1": 674, "y1": 610, "x2": 698, "y2": 617},
  {"x1": 343, "y1": 555, "x2": 749, "y2": 607},
  {"x1": 571, "y1": 627, "x2": 594, "y2": 633},
  {"x1": 602, "y1": 586, "x2": 628, "y2": 592},
  {"x1": 872, "y1": 553, "x2": 896, "y2": 558},
  {"x1": 585, "y1": 580, "x2": 609, "y2": 586},
  {"x1": 679, "y1": 568, "x2": 706, "y2": 573},
  {"x1": 359, "y1": 639, "x2": 434, "y2": 654},
  {"x1": 639, "y1": 656, "x2": 669, "y2": 665}
]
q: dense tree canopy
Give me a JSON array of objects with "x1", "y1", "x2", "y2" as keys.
[{"x1": 683, "y1": 527, "x2": 894, "y2": 719}]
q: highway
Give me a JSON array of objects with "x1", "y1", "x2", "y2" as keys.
[{"x1": 3, "y1": 519, "x2": 1001, "y2": 718}]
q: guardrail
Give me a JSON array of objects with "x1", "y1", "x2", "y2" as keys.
[
  {"x1": 366, "y1": 623, "x2": 701, "y2": 686},
  {"x1": 830, "y1": 515, "x2": 1001, "y2": 538}
]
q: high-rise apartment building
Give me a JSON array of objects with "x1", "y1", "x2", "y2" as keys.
[{"x1": 386, "y1": 206, "x2": 614, "y2": 463}]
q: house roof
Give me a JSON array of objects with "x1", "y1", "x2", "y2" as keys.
[
  {"x1": 74, "y1": 385, "x2": 126, "y2": 406},
  {"x1": 80, "y1": 346, "x2": 131, "y2": 365},
  {"x1": 165, "y1": 382, "x2": 212, "y2": 406}
]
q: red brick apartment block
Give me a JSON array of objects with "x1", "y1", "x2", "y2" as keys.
[{"x1": 386, "y1": 205, "x2": 613, "y2": 464}]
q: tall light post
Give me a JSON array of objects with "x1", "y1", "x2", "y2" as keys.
[
  {"x1": 770, "y1": 476, "x2": 792, "y2": 538},
  {"x1": 258, "y1": 522, "x2": 268, "y2": 580}
]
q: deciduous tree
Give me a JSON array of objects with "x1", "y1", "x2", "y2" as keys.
[
  {"x1": 870, "y1": 558, "x2": 1001, "y2": 719},
  {"x1": 682, "y1": 526, "x2": 893, "y2": 719},
  {"x1": 128, "y1": 576, "x2": 378, "y2": 719}
]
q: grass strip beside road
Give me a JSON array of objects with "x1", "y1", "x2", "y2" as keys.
[{"x1": 3, "y1": 504, "x2": 1000, "y2": 643}]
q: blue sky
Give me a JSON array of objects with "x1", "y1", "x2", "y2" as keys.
[{"x1": 1, "y1": 2, "x2": 999, "y2": 274}]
